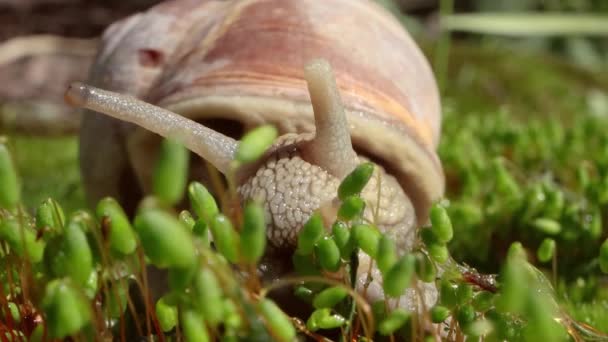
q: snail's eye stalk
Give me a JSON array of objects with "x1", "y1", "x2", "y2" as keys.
[
  {"x1": 303, "y1": 59, "x2": 358, "y2": 179},
  {"x1": 65, "y1": 82, "x2": 237, "y2": 174},
  {"x1": 64, "y1": 82, "x2": 91, "y2": 107}
]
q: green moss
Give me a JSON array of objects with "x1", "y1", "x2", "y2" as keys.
[
  {"x1": 7, "y1": 135, "x2": 84, "y2": 213},
  {"x1": 562, "y1": 300, "x2": 608, "y2": 335},
  {"x1": 421, "y1": 42, "x2": 608, "y2": 118},
  {"x1": 4, "y1": 41, "x2": 608, "y2": 338}
]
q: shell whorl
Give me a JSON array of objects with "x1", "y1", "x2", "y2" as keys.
[
  {"x1": 153, "y1": 0, "x2": 443, "y2": 223},
  {"x1": 81, "y1": 0, "x2": 444, "y2": 223}
]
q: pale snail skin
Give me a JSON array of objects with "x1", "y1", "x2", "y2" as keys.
[{"x1": 69, "y1": 0, "x2": 444, "y2": 311}]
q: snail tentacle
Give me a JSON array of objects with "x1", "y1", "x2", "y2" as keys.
[
  {"x1": 302, "y1": 59, "x2": 358, "y2": 179},
  {"x1": 66, "y1": 82, "x2": 237, "y2": 174}
]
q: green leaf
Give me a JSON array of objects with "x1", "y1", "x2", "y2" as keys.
[
  {"x1": 188, "y1": 182, "x2": 219, "y2": 223},
  {"x1": 105, "y1": 280, "x2": 129, "y2": 319},
  {"x1": 537, "y1": 238, "x2": 556, "y2": 263},
  {"x1": 35, "y1": 198, "x2": 65, "y2": 237},
  {"x1": 156, "y1": 296, "x2": 178, "y2": 332},
  {"x1": 472, "y1": 291, "x2": 495, "y2": 312},
  {"x1": 376, "y1": 235, "x2": 397, "y2": 274},
  {"x1": 241, "y1": 201, "x2": 267, "y2": 264},
  {"x1": 210, "y1": 214, "x2": 240, "y2": 263},
  {"x1": 383, "y1": 254, "x2": 415, "y2": 297},
  {"x1": 337, "y1": 196, "x2": 366, "y2": 221},
  {"x1": 316, "y1": 236, "x2": 341, "y2": 272},
  {"x1": 96, "y1": 197, "x2": 137, "y2": 255},
  {"x1": 457, "y1": 304, "x2": 476, "y2": 327},
  {"x1": 351, "y1": 223, "x2": 380, "y2": 259},
  {"x1": 153, "y1": 139, "x2": 189, "y2": 205},
  {"x1": 235, "y1": 125, "x2": 278, "y2": 164},
  {"x1": 338, "y1": 162, "x2": 374, "y2": 200},
  {"x1": 427, "y1": 243, "x2": 449, "y2": 264},
  {"x1": 430, "y1": 306, "x2": 450, "y2": 323},
  {"x1": 0, "y1": 216, "x2": 45, "y2": 262},
  {"x1": 430, "y1": 203, "x2": 454, "y2": 244},
  {"x1": 331, "y1": 221, "x2": 353, "y2": 257},
  {"x1": 179, "y1": 210, "x2": 196, "y2": 230},
  {"x1": 307, "y1": 308, "x2": 346, "y2": 331},
  {"x1": 181, "y1": 310, "x2": 210, "y2": 342},
  {"x1": 312, "y1": 286, "x2": 348, "y2": 309},
  {"x1": 134, "y1": 210, "x2": 196, "y2": 268},
  {"x1": 378, "y1": 309, "x2": 410, "y2": 335},
  {"x1": 192, "y1": 268, "x2": 224, "y2": 326},
  {"x1": 46, "y1": 218, "x2": 92, "y2": 285},
  {"x1": 0, "y1": 143, "x2": 20, "y2": 209},
  {"x1": 439, "y1": 279, "x2": 458, "y2": 308},
  {"x1": 258, "y1": 299, "x2": 296, "y2": 341},
  {"x1": 415, "y1": 252, "x2": 436, "y2": 283},
  {"x1": 168, "y1": 265, "x2": 196, "y2": 292},
  {"x1": 531, "y1": 218, "x2": 562, "y2": 235},
  {"x1": 456, "y1": 284, "x2": 474, "y2": 305},
  {"x1": 296, "y1": 212, "x2": 325, "y2": 255},
  {"x1": 42, "y1": 279, "x2": 91, "y2": 339}
]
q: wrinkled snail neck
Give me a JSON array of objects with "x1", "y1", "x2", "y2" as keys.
[{"x1": 65, "y1": 59, "x2": 359, "y2": 182}]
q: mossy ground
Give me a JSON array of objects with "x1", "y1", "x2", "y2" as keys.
[{"x1": 6, "y1": 42, "x2": 608, "y2": 335}]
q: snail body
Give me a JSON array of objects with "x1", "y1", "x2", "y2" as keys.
[{"x1": 70, "y1": 0, "x2": 444, "y2": 310}]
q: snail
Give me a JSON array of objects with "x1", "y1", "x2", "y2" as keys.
[{"x1": 65, "y1": 0, "x2": 444, "y2": 311}]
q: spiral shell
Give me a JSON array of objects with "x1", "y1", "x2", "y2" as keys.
[{"x1": 80, "y1": 0, "x2": 443, "y2": 222}]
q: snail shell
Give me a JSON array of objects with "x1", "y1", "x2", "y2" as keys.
[
  {"x1": 75, "y1": 0, "x2": 444, "y2": 311},
  {"x1": 80, "y1": 0, "x2": 443, "y2": 223}
]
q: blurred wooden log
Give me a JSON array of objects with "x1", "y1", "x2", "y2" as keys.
[
  {"x1": 0, "y1": 35, "x2": 96, "y2": 135},
  {"x1": 0, "y1": 35, "x2": 97, "y2": 65},
  {"x1": 0, "y1": 0, "x2": 161, "y2": 135}
]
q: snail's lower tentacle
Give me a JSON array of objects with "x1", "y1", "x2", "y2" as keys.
[{"x1": 66, "y1": 82, "x2": 237, "y2": 174}]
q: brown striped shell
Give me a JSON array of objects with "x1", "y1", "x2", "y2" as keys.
[{"x1": 80, "y1": 0, "x2": 444, "y2": 223}]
